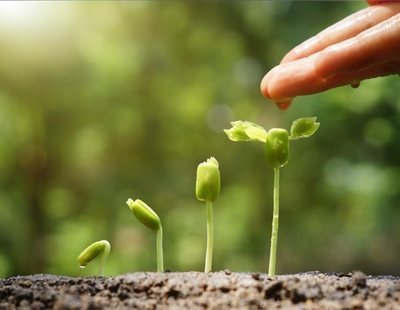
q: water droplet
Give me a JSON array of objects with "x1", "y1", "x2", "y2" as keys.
[
  {"x1": 79, "y1": 265, "x2": 86, "y2": 269},
  {"x1": 351, "y1": 81, "x2": 360, "y2": 89},
  {"x1": 275, "y1": 98, "x2": 293, "y2": 111}
]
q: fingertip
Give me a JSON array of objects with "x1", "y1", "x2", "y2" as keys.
[
  {"x1": 280, "y1": 36, "x2": 321, "y2": 64},
  {"x1": 280, "y1": 48, "x2": 301, "y2": 64},
  {"x1": 280, "y1": 52, "x2": 295, "y2": 64},
  {"x1": 260, "y1": 73, "x2": 271, "y2": 99},
  {"x1": 260, "y1": 77, "x2": 293, "y2": 110}
]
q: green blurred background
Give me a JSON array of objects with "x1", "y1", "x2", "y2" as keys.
[{"x1": 0, "y1": 1, "x2": 399, "y2": 277}]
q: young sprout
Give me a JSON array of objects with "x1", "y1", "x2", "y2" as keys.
[
  {"x1": 196, "y1": 157, "x2": 220, "y2": 273},
  {"x1": 126, "y1": 198, "x2": 164, "y2": 272},
  {"x1": 225, "y1": 117, "x2": 319, "y2": 276},
  {"x1": 77, "y1": 240, "x2": 111, "y2": 276}
]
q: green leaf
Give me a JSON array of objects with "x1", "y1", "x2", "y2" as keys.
[
  {"x1": 224, "y1": 121, "x2": 267, "y2": 143},
  {"x1": 126, "y1": 198, "x2": 161, "y2": 231},
  {"x1": 289, "y1": 117, "x2": 320, "y2": 140}
]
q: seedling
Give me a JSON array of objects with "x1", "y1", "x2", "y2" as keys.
[
  {"x1": 126, "y1": 198, "x2": 164, "y2": 272},
  {"x1": 224, "y1": 117, "x2": 319, "y2": 276},
  {"x1": 196, "y1": 157, "x2": 220, "y2": 273},
  {"x1": 77, "y1": 240, "x2": 111, "y2": 276}
]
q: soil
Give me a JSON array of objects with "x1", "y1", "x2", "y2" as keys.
[{"x1": 0, "y1": 271, "x2": 399, "y2": 309}]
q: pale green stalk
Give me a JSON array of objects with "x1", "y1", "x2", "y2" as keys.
[
  {"x1": 98, "y1": 242, "x2": 111, "y2": 276},
  {"x1": 205, "y1": 200, "x2": 214, "y2": 273},
  {"x1": 268, "y1": 167, "x2": 280, "y2": 276},
  {"x1": 156, "y1": 226, "x2": 164, "y2": 272}
]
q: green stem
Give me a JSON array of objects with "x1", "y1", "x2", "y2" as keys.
[
  {"x1": 205, "y1": 200, "x2": 214, "y2": 272},
  {"x1": 268, "y1": 167, "x2": 280, "y2": 276},
  {"x1": 156, "y1": 226, "x2": 164, "y2": 272},
  {"x1": 98, "y1": 242, "x2": 110, "y2": 276}
]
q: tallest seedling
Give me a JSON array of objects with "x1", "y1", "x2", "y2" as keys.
[
  {"x1": 225, "y1": 117, "x2": 319, "y2": 276},
  {"x1": 196, "y1": 157, "x2": 220, "y2": 273}
]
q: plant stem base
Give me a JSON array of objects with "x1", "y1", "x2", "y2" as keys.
[
  {"x1": 205, "y1": 201, "x2": 214, "y2": 273},
  {"x1": 268, "y1": 167, "x2": 280, "y2": 276}
]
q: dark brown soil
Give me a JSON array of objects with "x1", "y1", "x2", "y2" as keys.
[{"x1": 0, "y1": 271, "x2": 399, "y2": 309}]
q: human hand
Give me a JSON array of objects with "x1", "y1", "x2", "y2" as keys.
[{"x1": 260, "y1": 1, "x2": 400, "y2": 110}]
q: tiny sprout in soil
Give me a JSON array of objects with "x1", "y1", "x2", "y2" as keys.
[
  {"x1": 225, "y1": 117, "x2": 319, "y2": 276},
  {"x1": 77, "y1": 240, "x2": 111, "y2": 276},
  {"x1": 126, "y1": 198, "x2": 164, "y2": 272},
  {"x1": 196, "y1": 157, "x2": 220, "y2": 273}
]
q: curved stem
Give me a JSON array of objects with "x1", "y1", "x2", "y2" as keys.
[
  {"x1": 205, "y1": 200, "x2": 214, "y2": 273},
  {"x1": 156, "y1": 226, "x2": 164, "y2": 272},
  {"x1": 98, "y1": 241, "x2": 110, "y2": 276},
  {"x1": 268, "y1": 167, "x2": 280, "y2": 276}
]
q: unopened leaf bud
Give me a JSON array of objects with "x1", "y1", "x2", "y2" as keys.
[
  {"x1": 266, "y1": 128, "x2": 289, "y2": 168},
  {"x1": 126, "y1": 198, "x2": 161, "y2": 231},
  {"x1": 196, "y1": 157, "x2": 220, "y2": 202}
]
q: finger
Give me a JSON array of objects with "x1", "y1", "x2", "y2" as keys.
[
  {"x1": 367, "y1": 0, "x2": 400, "y2": 4},
  {"x1": 261, "y1": 54, "x2": 324, "y2": 101},
  {"x1": 281, "y1": 3, "x2": 400, "y2": 63},
  {"x1": 314, "y1": 13, "x2": 400, "y2": 78},
  {"x1": 327, "y1": 59, "x2": 400, "y2": 86},
  {"x1": 261, "y1": 54, "x2": 400, "y2": 101}
]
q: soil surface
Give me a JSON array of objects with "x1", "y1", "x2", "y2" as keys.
[{"x1": 0, "y1": 271, "x2": 399, "y2": 309}]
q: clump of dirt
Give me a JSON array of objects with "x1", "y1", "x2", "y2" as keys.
[{"x1": 0, "y1": 271, "x2": 399, "y2": 309}]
